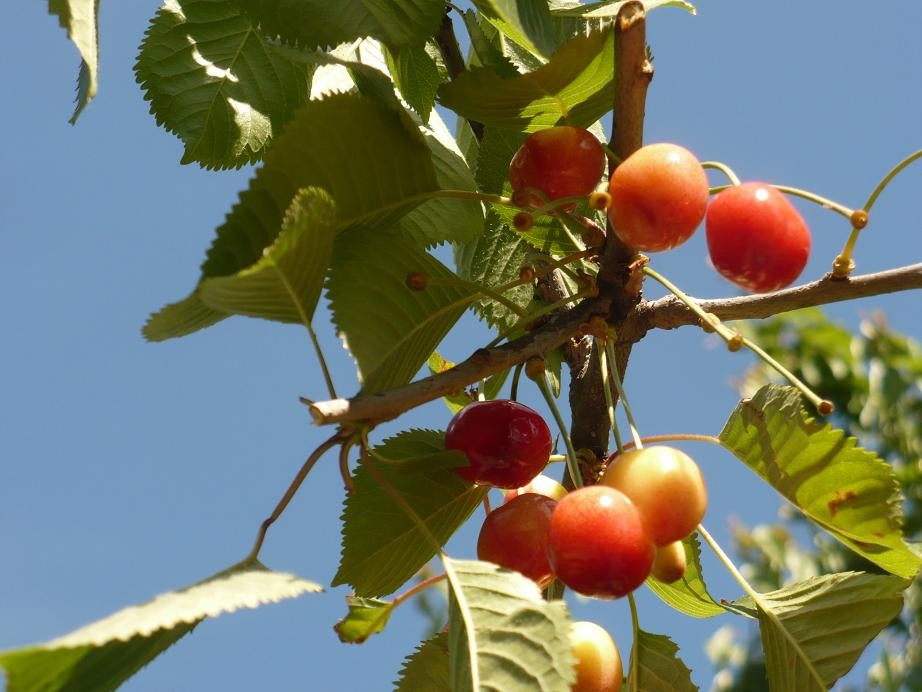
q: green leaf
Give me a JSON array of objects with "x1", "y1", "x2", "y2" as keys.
[
  {"x1": 395, "y1": 633, "x2": 450, "y2": 691},
  {"x1": 196, "y1": 188, "x2": 335, "y2": 325},
  {"x1": 444, "y1": 558, "x2": 576, "y2": 692},
  {"x1": 438, "y1": 28, "x2": 614, "y2": 132},
  {"x1": 333, "y1": 430, "x2": 487, "y2": 597},
  {"x1": 755, "y1": 572, "x2": 906, "y2": 691},
  {"x1": 471, "y1": 0, "x2": 558, "y2": 58},
  {"x1": 461, "y1": 10, "x2": 519, "y2": 78},
  {"x1": 645, "y1": 533, "x2": 726, "y2": 619},
  {"x1": 386, "y1": 43, "x2": 440, "y2": 121},
  {"x1": 626, "y1": 629, "x2": 698, "y2": 692},
  {"x1": 327, "y1": 228, "x2": 478, "y2": 393},
  {"x1": 429, "y1": 353, "x2": 475, "y2": 414},
  {"x1": 720, "y1": 385, "x2": 922, "y2": 579},
  {"x1": 241, "y1": 0, "x2": 443, "y2": 50},
  {"x1": 136, "y1": 0, "x2": 312, "y2": 169},
  {"x1": 0, "y1": 560, "x2": 320, "y2": 692},
  {"x1": 144, "y1": 92, "x2": 439, "y2": 341},
  {"x1": 454, "y1": 212, "x2": 535, "y2": 331},
  {"x1": 334, "y1": 596, "x2": 393, "y2": 644},
  {"x1": 552, "y1": 0, "x2": 697, "y2": 20},
  {"x1": 48, "y1": 0, "x2": 99, "y2": 123}
]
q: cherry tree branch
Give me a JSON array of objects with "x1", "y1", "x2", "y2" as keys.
[{"x1": 307, "y1": 264, "x2": 922, "y2": 427}]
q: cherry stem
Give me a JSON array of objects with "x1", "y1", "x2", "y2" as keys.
[
  {"x1": 696, "y1": 523, "x2": 762, "y2": 612},
  {"x1": 247, "y1": 432, "x2": 343, "y2": 561},
  {"x1": 701, "y1": 161, "x2": 741, "y2": 187},
  {"x1": 601, "y1": 142, "x2": 624, "y2": 166},
  {"x1": 306, "y1": 322, "x2": 337, "y2": 400},
  {"x1": 531, "y1": 195, "x2": 592, "y2": 218},
  {"x1": 708, "y1": 183, "x2": 855, "y2": 219},
  {"x1": 429, "y1": 188, "x2": 516, "y2": 208},
  {"x1": 836, "y1": 149, "x2": 922, "y2": 276},
  {"x1": 339, "y1": 439, "x2": 355, "y2": 493},
  {"x1": 625, "y1": 433, "x2": 722, "y2": 451},
  {"x1": 604, "y1": 339, "x2": 643, "y2": 450},
  {"x1": 359, "y1": 431, "x2": 445, "y2": 554},
  {"x1": 548, "y1": 454, "x2": 567, "y2": 463},
  {"x1": 643, "y1": 266, "x2": 833, "y2": 414},
  {"x1": 627, "y1": 591, "x2": 641, "y2": 687},
  {"x1": 510, "y1": 363, "x2": 523, "y2": 401},
  {"x1": 535, "y1": 372, "x2": 583, "y2": 488},
  {"x1": 427, "y1": 276, "x2": 530, "y2": 319},
  {"x1": 596, "y1": 340, "x2": 625, "y2": 455},
  {"x1": 482, "y1": 493, "x2": 492, "y2": 515}
]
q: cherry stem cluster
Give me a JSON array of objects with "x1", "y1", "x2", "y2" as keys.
[
  {"x1": 597, "y1": 342, "x2": 626, "y2": 456},
  {"x1": 604, "y1": 339, "x2": 643, "y2": 450},
  {"x1": 533, "y1": 368, "x2": 584, "y2": 488},
  {"x1": 642, "y1": 265, "x2": 833, "y2": 414}
]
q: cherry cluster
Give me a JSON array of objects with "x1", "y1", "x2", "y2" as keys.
[
  {"x1": 509, "y1": 125, "x2": 812, "y2": 293},
  {"x1": 446, "y1": 400, "x2": 708, "y2": 690}
]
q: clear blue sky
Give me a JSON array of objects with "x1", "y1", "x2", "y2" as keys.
[{"x1": 2, "y1": 2, "x2": 921, "y2": 690}]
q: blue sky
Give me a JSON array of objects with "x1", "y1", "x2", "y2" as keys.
[{"x1": 2, "y1": 2, "x2": 922, "y2": 690}]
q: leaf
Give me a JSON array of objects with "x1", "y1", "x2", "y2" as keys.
[
  {"x1": 754, "y1": 572, "x2": 906, "y2": 691},
  {"x1": 454, "y1": 212, "x2": 535, "y2": 331},
  {"x1": 444, "y1": 558, "x2": 576, "y2": 692},
  {"x1": 48, "y1": 0, "x2": 99, "y2": 123},
  {"x1": 195, "y1": 188, "x2": 335, "y2": 325},
  {"x1": 645, "y1": 533, "x2": 726, "y2": 619},
  {"x1": 552, "y1": 0, "x2": 697, "y2": 20},
  {"x1": 334, "y1": 596, "x2": 393, "y2": 644},
  {"x1": 241, "y1": 0, "x2": 443, "y2": 50},
  {"x1": 136, "y1": 0, "x2": 313, "y2": 169},
  {"x1": 471, "y1": 0, "x2": 558, "y2": 58},
  {"x1": 429, "y1": 353, "x2": 475, "y2": 414},
  {"x1": 0, "y1": 560, "x2": 320, "y2": 692},
  {"x1": 144, "y1": 92, "x2": 439, "y2": 341},
  {"x1": 626, "y1": 629, "x2": 698, "y2": 692},
  {"x1": 327, "y1": 228, "x2": 478, "y2": 393},
  {"x1": 461, "y1": 10, "x2": 519, "y2": 78},
  {"x1": 438, "y1": 28, "x2": 614, "y2": 132},
  {"x1": 395, "y1": 633, "x2": 450, "y2": 691},
  {"x1": 386, "y1": 43, "x2": 440, "y2": 121},
  {"x1": 720, "y1": 385, "x2": 922, "y2": 579},
  {"x1": 333, "y1": 430, "x2": 487, "y2": 597}
]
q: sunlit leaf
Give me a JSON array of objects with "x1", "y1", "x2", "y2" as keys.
[
  {"x1": 48, "y1": 0, "x2": 99, "y2": 123},
  {"x1": 471, "y1": 0, "x2": 557, "y2": 58},
  {"x1": 645, "y1": 532, "x2": 726, "y2": 618},
  {"x1": 334, "y1": 596, "x2": 393, "y2": 644},
  {"x1": 0, "y1": 560, "x2": 320, "y2": 692},
  {"x1": 444, "y1": 558, "x2": 575, "y2": 691},
  {"x1": 720, "y1": 385, "x2": 921, "y2": 579},
  {"x1": 333, "y1": 430, "x2": 486, "y2": 597},
  {"x1": 438, "y1": 28, "x2": 614, "y2": 132},
  {"x1": 626, "y1": 629, "x2": 698, "y2": 692},
  {"x1": 395, "y1": 633, "x2": 450, "y2": 691}
]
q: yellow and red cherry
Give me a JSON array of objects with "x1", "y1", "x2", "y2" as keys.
[
  {"x1": 547, "y1": 485, "x2": 654, "y2": 598},
  {"x1": 650, "y1": 540, "x2": 688, "y2": 584},
  {"x1": 706, "y1": 182, "x2": 811, "y2": 292},
  {"x1": 504, "y1": 473, "x2": 568, "y2": 503},
  {"x1": 569, "y1": 621, "x2": 624, "y2": 692},
  {"x1": 607, "y1": 143, "x2": 709, "y2": 252},
  {"x1": 601, "y1": 446, "x2": 707, "y2": 547}
]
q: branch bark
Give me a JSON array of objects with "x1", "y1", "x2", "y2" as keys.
[{"x1": 308, "y1": 264, "x2": 922, "y2": 427}]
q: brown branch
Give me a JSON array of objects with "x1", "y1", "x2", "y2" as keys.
[
  {"x1": 435, "y1": 8, "x2": 484, "y2": 140},
  {"x1": 308, "y1": 264, "x2": 922, "y2": 427},
  {"x1": 624, "y1": 263, "x2": 922, "y2": 339}
]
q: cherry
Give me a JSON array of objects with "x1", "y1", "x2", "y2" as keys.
[
  {"x1": 509, "y1": 126, "x2": 606, "y2": 210},
  {"x1": 547, "y1": 485, "x2": 654, "y2": 599},
  {"x1": 445, "y1": 400, "x2": 552, "y2": 489},
  {"x1": 706, "y1": 182, "x2": 811, "y2": 292},
  {"x1": 569, "y1": 621, "x2": 624, "y2": 692},
  {"x1": 650, "y1": 540, "x2": 687, "y2": 584},
  {"x1": 477, "y1": 493, "x2": 557, "y2": 588},
  {"x1": 601, "y1": 446, "x2": 706, "y2": 547},
  {"x1": 607, "y1": 143, "x2": 709, "y2": 252},
  {"x1": 503, "y1": 473, "x2": 568, "y2": 503}
]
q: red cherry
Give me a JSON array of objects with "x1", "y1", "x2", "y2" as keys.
[
  {"x1": 445, "y1": 400, "x2": 552, "y2": 489},
  {"x1": 509, "y1": 127, "x2": 606, "y2": 209},
  {"x1": 547, "y1": 486, "x2": 654, "y2": 599},
  {"x1": 706, "y1": 182, "x2": 811, "y2": 292},
  {"x1": 607, "y1": 143, "x2": 709, "y2": 252},
  {"x1": 477, "y1": 493, "x2": 557, "y2": 588}
]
